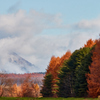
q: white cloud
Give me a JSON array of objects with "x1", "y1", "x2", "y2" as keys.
[
  {"x1": 74, "y1": 17, "x2": 100, "y2": 31},
  {"x1": 0, "y1": 10, "x2": 63, "y2": 36},
  {"x1": 0, "y1": 10, "x2": 99, "y2": 73}
]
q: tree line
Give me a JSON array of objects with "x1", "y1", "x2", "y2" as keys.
[
  {"x1": 41, "y1": 39, "x2": 100, "y2": 98},
  {"x1": 0, "y1": 74, "x2": 40, "y2": 97}
]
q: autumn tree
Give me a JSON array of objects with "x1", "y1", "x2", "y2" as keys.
[
  {"x1": 45, "y1": 51, "x2": 71, "y2": 97},
  {"x1": 0, "y1": 74, "x2": 14, "y2": 97},
  {"x1": 42, "y1": 38, "x2": 96, "y2": 98},
  {"x1": 87, "y1": 40, "x2": 100, "y2": 98},
  {"x1": 21, "y1": 75, "x2": 40, "y2": 97},
  {"x1": 84, "y1": 39, "x2": 96, "y2": 48},
  {"x1": 46, "y1": 51, "x2": 71, "y2": 78}
]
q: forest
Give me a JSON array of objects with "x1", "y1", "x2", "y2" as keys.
[
  {"x1": 0, "y1": 73, "x2": 44, "y2": 97},
  {"x1": 41, "y1": 38, "x2": 100, "y2": 98}
]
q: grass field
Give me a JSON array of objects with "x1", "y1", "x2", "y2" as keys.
[{"x1": 0, "y1": 97, "x2": 99, "y2": 100}]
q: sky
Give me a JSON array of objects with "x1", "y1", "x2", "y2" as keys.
[{"x1": 0, "y1": 0, "x2": 99, "y2": 72}]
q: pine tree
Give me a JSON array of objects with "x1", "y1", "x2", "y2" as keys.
[
  {"x1": 57, "y1": 50, "x2": 80, "y2": 97},
  {"x1": 57, "y1": 60, "x2": 71, "y2": 97},
  {"x1": 58, "y1": 47, "x2": 94, "y2": 97},
  {"x1": 74, "y1": 47, "x2": 93, "y2": 97},
  {"x1": 41, "y1": 73, "x2": 53, "y2": 97}
]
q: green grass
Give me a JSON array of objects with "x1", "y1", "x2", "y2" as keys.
[{"x1": 0, "y1": 97, "x2": 99, "y2": 100}]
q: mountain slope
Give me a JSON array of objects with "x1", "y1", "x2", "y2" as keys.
[{"x1": 0, "y1": 52, "x2": 39, "y2": 74}]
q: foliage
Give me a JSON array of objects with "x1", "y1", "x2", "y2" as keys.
[
  {"x1": 21, "y1": 75, "x2": 40, "y2": 97},
  {"x1": 57, "y1": 49, "x2": 81, "y2": 97},
  {"x1": 74, "y1": 47, "x2": 93, "y2": 97},
  {"x1": 57, "y1": 62, "x2": 71, "y2": 97},
  {"x1": 0, "y1": 74, "x2": 40, "y2": 97},
  {"x1": 41, "y1": 73, "x2": 53, "y2": 97},
  {"x1": 45, "y1": 51, "x2": 71, "y2": 97},
  {"x1": 58, "y1": 47, "x2": 94, "y2": 97},
  {"x1": 84, "y1": 39, "x2": 96, "y2": 48},
  {"x1": 57, "y1": 39, "x2": 96, "y2": 98},
  {"x1": 87, "y1": 40, "x2": 100, "y2": 98},
  {"x1": 0, "y1": 74, "x2": 16, "y2": 97}
]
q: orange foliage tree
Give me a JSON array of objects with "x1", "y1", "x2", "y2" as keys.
[
  {"x1": 45, "y1": 51, "x2": 71, "y2": 96},
  {"x1": 46, "y1": 51, "x2": 71, "y2": 78},
  {"x1": 21, "y1": 75, "x2": 40, "y2": 97},
  {"x1": 87, "y1": 40, "x2": 100, "y2": 98},
  {"x1": 84, "y1": 39, "x2": 97, "y2": 48}
]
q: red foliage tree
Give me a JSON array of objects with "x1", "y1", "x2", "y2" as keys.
[{"x1": 87, "y1": 40, "x2": 100, "y2": 98}]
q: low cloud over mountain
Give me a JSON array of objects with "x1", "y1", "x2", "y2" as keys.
[{"x1": 0, "y1": 52, "x2": 39, "y2": 74}]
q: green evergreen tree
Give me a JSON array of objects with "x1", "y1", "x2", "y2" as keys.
[
  {"x1": 57, "y1": 60, "x2": 71, "y2": 97},
  {"x1": 57, "y1": 47, "x2": 94, "y2": 97},
  {"x1": 74, "y1": 47, "x2": 93, "y2": 97},
  {"x1": 41, "y1": 73, "x2": 53, "y2": 97},
  {"x1": 57, "y1": 50, "x2": 80, "y2": 97}
]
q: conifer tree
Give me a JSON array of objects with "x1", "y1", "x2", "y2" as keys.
[
  {"x1": 41, "y1": 73, "x2": 53, "y2": 97},
  {"x1": 58, "y1": 50, "x2": 80, "y2": 97},
  {"x1": 74, "y1": 47, "x2": 93, "y2": 97},
  {"x1": 58, "y1": 47, "x2": 94, "y2": 97}
]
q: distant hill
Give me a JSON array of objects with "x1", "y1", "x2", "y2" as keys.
[{"x1": 0, "y1": 52, "x2": 39, "y2": 73}]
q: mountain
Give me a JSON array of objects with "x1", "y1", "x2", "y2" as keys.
[{"x1": 0, "y1": 52, "x2": 39, "y2": 74}]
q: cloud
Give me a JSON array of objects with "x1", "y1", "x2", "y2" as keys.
[
  {"x1": 0, "y1": 9, "x2": 99, "y2": 73},
  {"x1": 73, "y1": 17, "x2": 100, "y2": 32},
  {"x1": 0, "y1": 10, "x2": 63, "y2": 37}
]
